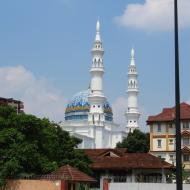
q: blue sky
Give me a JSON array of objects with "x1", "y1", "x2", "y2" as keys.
[{"x1": 0, "y1": 0, "x2": 190, "y2": 130}]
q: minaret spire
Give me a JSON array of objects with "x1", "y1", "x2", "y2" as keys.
[
  {"x1": 88, "y1": 20, "x2": 106, "y2": 130},
  {"x1": 90, "y1": 20, "x2": 104, "y2": 90},
  {"x1": 95, "y1": 20, "x2": 101, "y2": 42},
  {"x1": 125, "y1": 48, "x2": 140, "y2": 133},
  {"x1": 130, "y1": 48, "x2": 135, "y2": 65}
]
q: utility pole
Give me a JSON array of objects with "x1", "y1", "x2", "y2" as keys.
[{"x1": 174, "y1": 0, "x2": 182, "y2": 189}]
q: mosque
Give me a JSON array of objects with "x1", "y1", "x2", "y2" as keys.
[{"x1": 61, "y1": 21, "x2": 140, "y2": 149}]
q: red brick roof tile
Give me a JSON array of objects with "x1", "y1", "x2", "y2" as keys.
[
  {"x1": 181, "y1": 130, "x2": 190, "y2": 137},
  {"x1": 147, "y1": 103, "x2": 190, "y2": 123},
  {"x1": 182, "y1": 146, "x2": 190, "y2": 154},
  {"x1": 45, "y1": 165, "x2": 96, "y2": 183},
  {"x1": 84, "y1": 148, "x2": 127, "y2": 160},
  {"x1": 84, "y1": 150, "x2": 173, "y2": 170}
]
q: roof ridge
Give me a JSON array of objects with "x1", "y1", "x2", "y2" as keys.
[
  {"x1": 67, "y1": 165, "x2": 74, "y2": 180},
  {"x1": 147, "y1": 102, "x2": 190, "y2": 123}
]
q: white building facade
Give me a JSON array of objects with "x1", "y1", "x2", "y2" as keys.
[{"x1": 61, "y1": 21, "x2": 127, "y2": 149}]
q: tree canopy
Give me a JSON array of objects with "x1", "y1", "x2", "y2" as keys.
[
  {"x1": 116, "y1": 129, "x2": 149, "y2": 153},
  {"x1": 0, "y1": 105, "x2": 91, "y2": 186}
]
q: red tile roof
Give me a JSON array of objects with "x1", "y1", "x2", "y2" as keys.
[
  {"x1": 84, "y1": 149, "x2": 173, "y2": 170},
  {"x1": 182, "y1": 146, "x2": 190, "y2": 154},
  {"x1": 44, "y1": 165, "x2": 96, "y2": 183},
  {"x1": 147, "y1": 103, "x2": 190, "y2": 123},
  {"x1": 84, "y1": 148, "x2": 128, "y2": 160},
  {"x1": 181, "y1": 130, "x2": 190, "y2": 137}
]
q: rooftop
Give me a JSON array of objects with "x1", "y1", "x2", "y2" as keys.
[
  {"x1": 44, "y1": 165, "x2": 96, "y2": 183},
  {"x1": 0, "y1": 97, "x2": 23, "y2": 104},
  {"x1": 84, "y1": 149, "x2": 173, "y2": 170},
  {"x1": 147, "y1": 102, "x2": 190, "y2": 123},
  {"x1": 84, "y1": 148, "x2": 128, "y2": 160}
]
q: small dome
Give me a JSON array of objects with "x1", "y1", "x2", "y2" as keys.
[
  {"x1": 65, "y1": 90, "x2": 90, "y2": 114},
  {"x1": 65, "y1": 89, "x2": 113, "y2": 121}
]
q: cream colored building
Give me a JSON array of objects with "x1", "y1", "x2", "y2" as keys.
[{"x1": 147, "y1": 103, "x2": 190, "y2": 171}]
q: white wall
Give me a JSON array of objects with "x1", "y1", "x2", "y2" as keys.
[
  {"x1": 95, "y1": 126, "x2": 103, "y2": 148},
  {"x1": 151, "y1": 152, "x2": 175, "y2": 165},
  {"x1": 168, "y1": 124, "x2": 175, "y2": 134},
  {"x1": 152, "y1": 123, "x2": 166, "y2": 135},
  {"x1": 153, "y1": 138, "x2": 166, "y2": 151},
  {"x1": 109, "y1": 183, "x2": 190, "y2": 190}
]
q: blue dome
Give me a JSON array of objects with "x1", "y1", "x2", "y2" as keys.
[{"x1": 65, "y1": 89, "x2": 113, "y2": 121}]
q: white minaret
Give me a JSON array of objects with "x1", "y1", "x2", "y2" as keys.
[
  {"x1": 88, "y1": 20, "x2": 106, "y2": 126},
  {"x1": 125, "y1": 48, "x2": 140, "y2": 133}
]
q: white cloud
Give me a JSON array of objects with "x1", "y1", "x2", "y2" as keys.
[
  {"x1": 112, "y1": 97, "x2": 128, "y2": 127},
  {"x1": 114, "y1": 0, "x2": 190, "y2": 31},
  {"x1": 112, "y1": 96, "x2": 149, "y2": 132},
  {"x1": 139, "y1": 106, "x2": 149, "y2": 132},
  {"x1": 0, "y1": 66, "x2": 67, "y2": 122}
]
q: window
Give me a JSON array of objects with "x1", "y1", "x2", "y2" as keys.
[
  {"x1": 157, "y1": 139, "x2": 162, "y2": 148},
  {"x1": 168, "y1": 124, "x2": 173, "y2": 128},
  {"x1": 183, "y1": 137, "x2": 190, "y2": 146},
  {"x1": 169, "y1": 154, "x2": 174, "y2": 161},
  {"x1": 157, "y1": 124, "x2": 161, "y2": 132},
  {"x1": 183, "y1": 154, "x2": 190, "y2": 162},
  {"x1": 183, "y1": 122, "x2": 189, "y2": 129},
  {"x1": 157, "y1": 155, "x2": 165, "y2": 161},
  {"x1": 169, "y1": 139, "x2": 174, "y2": 145}
]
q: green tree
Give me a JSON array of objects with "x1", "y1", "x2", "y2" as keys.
[
  {"x1": 116, "y1": 129, "x2": 149, "y2": 153},
  {"x1": 0, "y1": 105, "x2": 91, "y2": 186},
  {"x1": 168, "y1": 165, "x2": 190, "y2": 184}
]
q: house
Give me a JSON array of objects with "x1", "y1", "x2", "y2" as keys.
[
  {"x1": 0, "y1": 97, "x2": 24, "y2": 113},
  {"x1": 3, "y1": 165, "x2": 96, "y2": 190},
  {"x1": 48, "y1": 164, "x2": 96, "y2": 190},
  {"x1": 147, "y1": 102, "x2": 190, "y2": 171},
  {"x1": 84, "y1": 148, "x2": 173, "y2": 189}
]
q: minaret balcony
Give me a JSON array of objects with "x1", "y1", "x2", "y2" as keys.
[
  {"x1": 125, "y1": 110, "x2": 140, "y2": 115},
  {"x1": 127, "y1": 88, "x2": 139, "y2": 93},
  {"x1": 88, "y1": 93, "x2": 106, "y2": 102},
  {"x1": 91, "y1": 48, "x2": 104, "y2": 55},
  {"x1": 90, "y1": 67, "x2": 104, "y2": 73},
  {"x1": 128, "y1": 71, "x2": 138, "y2": 75}
]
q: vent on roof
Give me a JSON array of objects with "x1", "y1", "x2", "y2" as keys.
[{"x1": 103, "y1": 151, "x2": 120, "y2": 157}]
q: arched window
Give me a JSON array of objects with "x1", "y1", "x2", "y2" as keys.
[{"x1": 130, "y1": 81, "x2": 133, "y2": 87}]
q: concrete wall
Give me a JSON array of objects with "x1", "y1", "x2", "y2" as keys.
[
  {"x1": 2, "y1": 180, "x2": 62, "y2": 190},
  {"x1": 109, "y1": 183, "x2": 190, "y2": 190}
]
